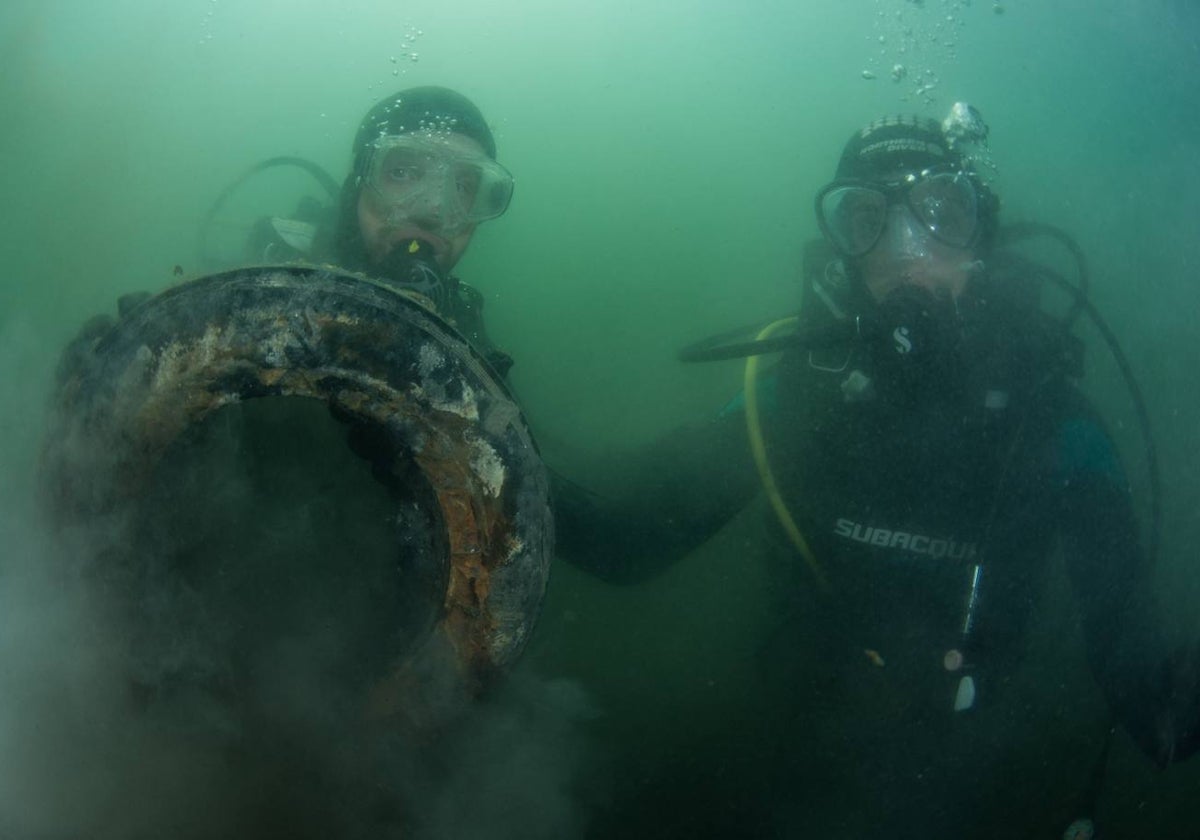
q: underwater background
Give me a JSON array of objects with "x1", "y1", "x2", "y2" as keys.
[{"x1": 2, "y1": 0, "x2": 1199, "y2": 837}]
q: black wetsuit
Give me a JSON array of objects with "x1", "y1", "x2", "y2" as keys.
[{"x1": 554, "y1": 264, "x2": 1192, "y2": 834}]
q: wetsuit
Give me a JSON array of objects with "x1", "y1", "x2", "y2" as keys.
[{"x1": 554, "y1": 258, "x2": 1195, "y2": 832}]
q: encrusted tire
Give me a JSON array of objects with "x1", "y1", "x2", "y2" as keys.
[{"x1": 42, "y1": 264, "x2": 552, "y2": 716}]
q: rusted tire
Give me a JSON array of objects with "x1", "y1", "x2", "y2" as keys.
[{"x1": 42, "y1": 264, "x2": 552, "y2": 719}]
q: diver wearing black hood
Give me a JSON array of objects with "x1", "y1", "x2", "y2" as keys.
[
  {"x1": 251, "y1": 86, "x2": 515, "y2": 376},
  {"x1": 554, "y1": 111, "x2": 1200, "y2": 837}
]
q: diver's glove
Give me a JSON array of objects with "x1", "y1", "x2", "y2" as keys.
[{"x1": 55, "y1": 291, "x2": 151, "y2": 386}]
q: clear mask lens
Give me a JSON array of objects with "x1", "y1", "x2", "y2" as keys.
[
  {"x1": 817, "y1": 169, "x2": 981, "y2": 257},
  {"x1": 906, "y1": 172, "x2": 978, "y2": 249},
  {"x1": 878, "y1": 204, "x2": 933, "y2": 262},
  {"x1": 367, "y1": 136, "x2": 513, "y2": 229},
  {"x1": 819, "y1": 186, "x2": 888, "y2": 257}
]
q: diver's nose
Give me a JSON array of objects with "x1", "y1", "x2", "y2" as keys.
[
  {"x1": 406, "y1": 188, "x2": 445, "y2": 222},
  {"x1": 877, "y1": 204, "x2": 932, "y2": 262},
  {"x1": 386, "y1": 199, "x2": 446, "y2": 236}
]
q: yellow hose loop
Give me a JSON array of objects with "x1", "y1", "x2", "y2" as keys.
[{"x1": 743, "y1": 316, "x2": 828, "y2": 589}]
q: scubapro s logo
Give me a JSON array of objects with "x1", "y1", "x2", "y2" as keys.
[{"x1": 892, "y1": 326, "x2": 913, "y2": 355}]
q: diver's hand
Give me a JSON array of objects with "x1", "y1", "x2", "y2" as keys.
[{"x1": 55, "y1": 292, "x2": 151, "y2": 385}]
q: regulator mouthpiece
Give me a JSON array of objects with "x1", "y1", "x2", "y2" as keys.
[{"x1": 378, "y1": 238, "x2": 447, "y2": 311}]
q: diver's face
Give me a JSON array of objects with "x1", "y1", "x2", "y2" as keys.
[
  {"x1": 856, "y1": 203, "x2": 976, "y2": 303},
  {"x1": 356, "y1": 132, "x2": 484, "y2": 274}
]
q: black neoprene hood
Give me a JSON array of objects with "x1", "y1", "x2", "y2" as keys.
[{"x1": 351, "y1": 86, "x2": 497, "y2": 177}]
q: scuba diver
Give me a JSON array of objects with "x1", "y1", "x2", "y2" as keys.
[
  {"x1": 38, "y1": 87, "x2": 553, "y2": 838},
  {"x1": 205, "y1": 84, "x2": 516, "y2": 376},
  {"x1": 554, "y1": 110, "x2": 1200, "y2": 837}
]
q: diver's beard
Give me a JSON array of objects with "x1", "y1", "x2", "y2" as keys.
[
  {"x1": 376, "y1": 227, "x2": 447, "y2": 257},
  {"x1": 862, "y1": 239, "x2": 981, "y2": 301},
  {"x1": 881, "y1": 262, "x2": 965, "y2": 301},
  {"x1": 373, "y1": 239, "x2": 449, "y2": 311}
]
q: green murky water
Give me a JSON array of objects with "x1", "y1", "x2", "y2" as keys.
[{"x1": 2, "y1": 1, "x2": 1199, "y2": 837}]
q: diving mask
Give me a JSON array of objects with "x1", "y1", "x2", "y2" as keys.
[
  {"x1": 816, "y1": 168, "x2": 982, "y2": 258},
  {"x1": 362, "y1": 134, "x2": 514, "y2": 231}
]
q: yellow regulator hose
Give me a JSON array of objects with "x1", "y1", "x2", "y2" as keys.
[{"x1": 743, "y1": 316, "x2": 828, "y2": 588}]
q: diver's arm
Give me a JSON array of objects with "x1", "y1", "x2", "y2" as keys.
[
  {"x1": 552, "y1": 409, "x2": 759, "y2": 584},
  {"x1": 1056, "y1": 409, "x2": 1199, "y2": 766}
]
